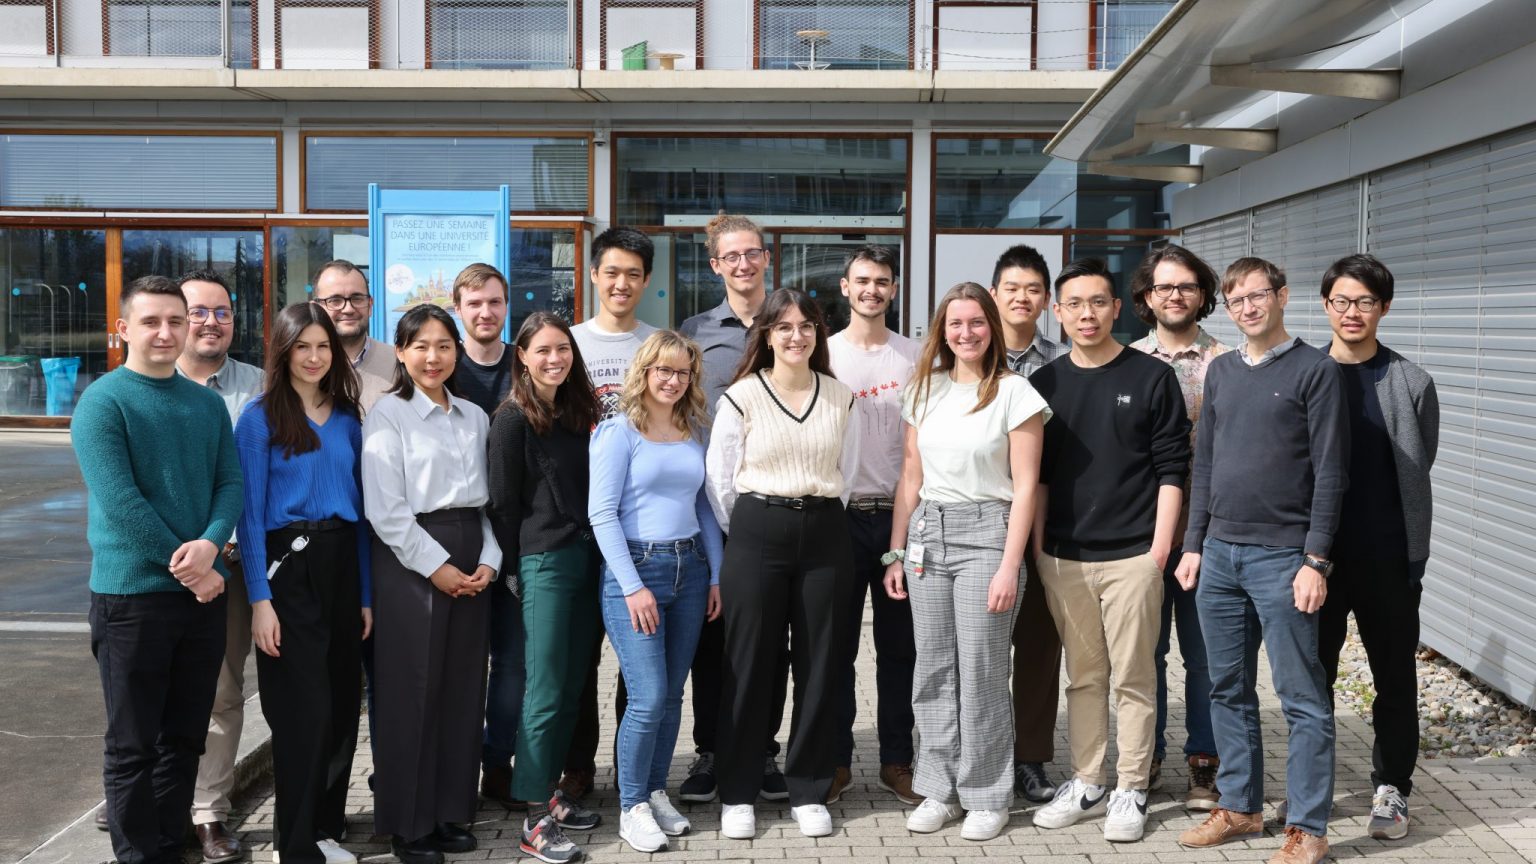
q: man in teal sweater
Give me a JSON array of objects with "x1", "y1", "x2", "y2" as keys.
[{"x1": 72, "y1": 274, "x2": 244, "y2": 864}]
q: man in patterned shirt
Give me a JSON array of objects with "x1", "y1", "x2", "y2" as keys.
[{"x1": 1128, "y1": 244, "x2": 1230, "y2": 810}]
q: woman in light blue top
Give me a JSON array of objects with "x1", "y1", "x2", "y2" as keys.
[{"x1": 589, "y1": 330, "x2": 723, "y2": 854}]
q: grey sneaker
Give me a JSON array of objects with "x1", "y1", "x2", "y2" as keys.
[
  {"x1": 1368, "y1": 784, "x2": 1409, "y2": 840},
  {"x1": 1013, "y1": 762, "x2": 1055, "y2": 803}
]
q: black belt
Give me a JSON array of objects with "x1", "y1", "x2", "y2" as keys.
[
  {"x1": 848, "y1": 497, "x2": 895, "y2": 513},
  {"x1": 278, "y1": 519, "x2": 352, "y2": 533},
  {"x1": 416, "y1": 507, "x2": 481, "y2": 526},
  {"x1": 744, "y1": 492, "x2": 840, "y2": 511}
]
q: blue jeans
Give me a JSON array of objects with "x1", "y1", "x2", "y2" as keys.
[
  {"x1": 601, "y1": 537, "x2": 711, "y2": 809},
  {"x1": 482, "y1": 581, "x2": 527, "y2": 771},
  {"x1": 1154, "y1": 546, "x2": 1216, "y2": 760},
  {"x1": 1198, "y1": 538, "x2": 1335, "y2": 836}
]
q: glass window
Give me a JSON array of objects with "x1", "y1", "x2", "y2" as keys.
[
  {"x1": 304, "y1": 136, "x2": 589, "y2": 213},
  {"x1": 616, "y1": 136, "x2": 907, "y2": 226},
  {"x1": 777, "y1": 234, "x2": 901, "y2": 333},
  {"x1": 122, "y1": 230, "x2": 266, "y2": 367},
  {"x1": 108, "y1": 0, "x2": 222, "y2": 56},
  {"x1": 229, "y1": 0, "x2": 254, "y2": 68},
  {"x1": 430, "y1": 0, "x2": 569, "y2": 69},
  {"x1": 647, "y1": 232, "x2": 777, "y2": 328},
  {"x1": 934, "y1": 137, "x2": 1167, "y2": 229},
  {"x1": 0, "y1": 134, "x2": 278, "y2": 211},
  {"x1": 0, "y1": 229, "x2": 108, "y2": 417},
  {"x1": 758, "y1": 0, "x2": 911, "y2": 70},
  {"x1": 1095, "y1": 0, "x2": 1174, "y2": 70},
  {"x1": 1068, "y1": 233, "x2": 1157, "y2": 344},
  {"x1": 271, "y1": 225, "x2": 372, "y2": 316},
  {"x1": 507, "y1": 228, "x2": 577, "y2": 330}
]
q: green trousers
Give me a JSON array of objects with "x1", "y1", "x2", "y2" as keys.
[{"x1": 510, "y1": 539, "x2": 601, "y2": 803}]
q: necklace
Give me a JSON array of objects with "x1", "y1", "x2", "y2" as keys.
[{"x1": 770, "y1": 371, "x2": 815, "y2": 393}]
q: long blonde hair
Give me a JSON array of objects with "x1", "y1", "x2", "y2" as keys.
[
  {"x1": 619, "y1": 330, "x2": 710, "y2": 440},
  {"x1": 907, "y1": 282, "x2": 1012, "y2": 422}
]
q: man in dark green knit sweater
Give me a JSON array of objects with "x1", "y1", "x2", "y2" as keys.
[{"x1": 72, "y1": 274, "x2": 244, "y2": 864}]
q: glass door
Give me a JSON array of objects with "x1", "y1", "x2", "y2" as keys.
[
  {"x1": 0, "y1": 228, "x2": 108, "y2": 417},
  {"x1": 121, "y1": 229, "x2": 266, "y2": 367}
]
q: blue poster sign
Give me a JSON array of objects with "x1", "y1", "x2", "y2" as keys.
[{"x1": 367, "y1": 184, "x2": 512, "y2": 342}]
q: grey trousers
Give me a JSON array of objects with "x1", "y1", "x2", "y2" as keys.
[{"x1": 906, "y1": 499, "x2": 1022, "y2": 811}]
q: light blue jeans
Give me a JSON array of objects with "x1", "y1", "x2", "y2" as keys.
[{"x1": 601, "y1": 537, "x2": 711, "y2": 809}]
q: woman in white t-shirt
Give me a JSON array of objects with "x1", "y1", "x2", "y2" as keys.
[{"x1": 883, "y1": 282, "x2": 1050, "y2": 841}]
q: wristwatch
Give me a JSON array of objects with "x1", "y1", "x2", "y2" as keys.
[
  {"x1": 880, "y1": 549, "x2": 906, "y2": 566},
  {"x1": 1303, "y1": 554, "x2": 1333, "y2": 578}
]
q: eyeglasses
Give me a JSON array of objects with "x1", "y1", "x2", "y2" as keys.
[
  {"x1": 771, "y1": 321, "x2": 817, "y2": 338},
  {"x1": 188, "y1": 307, "x2": 233, "y2": 324},
  {"x1": 1057, "y1": 297, "x2": 1114, "y2": 314},
  {"x1": 647, "y1": 365, "x2": 693, "y2": 384},
  {"x1": 316, "y1": 293, "x2": 373, "y2": 311},
  {"x1": 1150, "y1": 282, "x2": 1201, "y2": 299},
  {"x1": 712, "y1": 248, "x2": 766, "y2": 266},
  {"x1": 1326, "y1": 295, "x2": 1382, "y2": 313},
  {"x1": 1224, "y1": 287, "x2": 1280, "y2": 310}
]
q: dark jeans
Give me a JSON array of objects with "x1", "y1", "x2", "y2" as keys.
[
  {"x1": 482, "y1": 582, "x2": 527, "y2": 771},
  {"x1": 91, "y1": 590, "x2": 227, "y2": 864},
  {"x1": 1154, "y1": 546, "x2": 1216, "y2": 760},
  {"x1": 835, "y1": 508, "x2": 915, "y2": 767},
  {"x1": 1319, "y1": 556, "x2": 1425, "y2": 796}
]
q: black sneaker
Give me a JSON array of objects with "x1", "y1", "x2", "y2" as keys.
[
  {"x1": 521, "y1": 814, "x2": 582, "y2": 864},
  {"x1": 1014, "y1": 762, "x2": 1055, "y2": 803},
  {"x1": 679, "y1": 752, "x2": 717, "y2": 803},
  {"x1": 760, "y1": 755, "x2": 789, "y2": 801},
  {"x1": 547, "y1": 789, "x2": 600, "y2": 831}
]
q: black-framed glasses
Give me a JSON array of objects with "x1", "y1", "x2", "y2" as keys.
[
  {"x1": 771, "y1": 321, "x2": 817, "y2": 338},
  {"x1": 188, "y1": 306, "x2": 233, "y2": 324},
  {"x1": 1326, "y1": 295, "x2": 1382, "y2": 313},
  {"x1": 1223, "y1": 287, "x2": 1279, "y2": 310},
  {"x1": 1151, "y1": 282, "x2": 1201, "y2": 298},
  {"x1": 712, "y1": 248, "x2": 766, "y2": 266},
  {"x1": 316, "y1": 293, "x2": 373, "y2": 311},
  {"x1": 647, "y1": 365, "x2": 694, "y2": 384}
]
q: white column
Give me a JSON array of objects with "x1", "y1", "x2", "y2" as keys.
[{"x1": 906, "y1": 125, "x2": 933, "y2": 339}]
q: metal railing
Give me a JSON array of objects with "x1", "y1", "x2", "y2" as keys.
[
  {"x1": 1094, "y1": 0, "x2": 1172, "y2": 70},
  {"x1": 757, "y1": 0, "x2": 913, "y2": 70},
  {"x1": 427, "y1": 0, "x2": 572, "y2": 69}
]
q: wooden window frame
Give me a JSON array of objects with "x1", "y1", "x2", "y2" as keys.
[
  {"x1": 932, "y1": 0, "x2": 1035, "y2": 71},
  {"x1": 274, "y1": 0, "x2": 380, "y2": 69},
  {"x1": 598, "y1": 0, "x2": 703, "y2": 70},
  {"x1": 751, "y1": 0, "x2": 914, "y2": 71}
]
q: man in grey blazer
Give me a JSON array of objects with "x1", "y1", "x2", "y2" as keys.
[{"x1": 1317, "y1": 253, "x2": 1439, "y2": 842}]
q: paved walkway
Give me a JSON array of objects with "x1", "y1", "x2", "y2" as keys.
[{"x1": 223, "y1": 616, "x2": 1536, "y2": 864}]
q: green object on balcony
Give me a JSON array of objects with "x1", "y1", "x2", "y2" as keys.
[{"x1": 622, "y1": 41, "x2": 649, "y2": 70}]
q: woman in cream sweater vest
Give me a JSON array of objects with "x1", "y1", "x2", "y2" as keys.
[{"x1": 705, "y1": 289, "x2": 861, "y2": 841}]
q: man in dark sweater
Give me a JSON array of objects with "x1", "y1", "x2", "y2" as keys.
[
  {"x1": 1176, "y1": 257, "x2": 1348, "y2": 864},
  {"x1": 1028, "y1": 258, "x2": 1191, "y2": 844},
  {"x1": 73, "y1": 275, "x2": 244, "y2": 864},
  {"x1": 1317, "y1": 254, "x2": 1438, "y2": 841}
]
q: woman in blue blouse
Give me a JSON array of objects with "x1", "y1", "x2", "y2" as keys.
[
  {"x1": 235, "y1": 302, "x2": 370, "y2": 864},
  {"x1": 589, "y1": 330, "x2": 723, "y2": 854}
]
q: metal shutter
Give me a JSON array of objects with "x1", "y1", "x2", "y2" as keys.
[
  {"x1": 1367, "y1": 124, "x2": 1536, "y2": 708},
  {"x1": 1179, "y1": 211, "x2": 1249, "y2": 343},
  {"x1": 1249, "y1": 180, "x2": 1363, "y2": 346}
]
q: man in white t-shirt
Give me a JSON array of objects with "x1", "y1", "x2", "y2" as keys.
[{"x1": 825, "y1": 244, "x2": 921, "y2": 806}]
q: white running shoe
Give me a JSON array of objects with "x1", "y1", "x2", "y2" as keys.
[
  {"x1": 648, "y1": 790, "x2": 691, "y2": 836},
  {"x1": 720, "y1": 803, "x2": 756, "y2": 839},
  {"x1": 790, "y1": 804, "x2": 834, "y2": 837},
  {"x1": 1103, "y1": 788, "x2": 1149, "y2": 842},
  {"x1": 620, "y1": 802, "x2": 668, "y2": 853},
  {"x1": 906, "y1": 798, "x2": 962, "y2": 833},
  {"x1": 1032, "y1": 778, "x2": 1108, "y2": 829},
  {"x1": 960, "y1": 809, "x2": 1007, "y2": 841}
]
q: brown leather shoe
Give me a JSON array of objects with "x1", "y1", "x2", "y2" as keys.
[
  {"x1": 826, "y1": 766, "x2": 852, "y2": 804},
  {"x1": 1178, "y1": 807, "x2": 1263, "y2": 848},
  {"x1": 877, "y1": 762, "x2": 921, "y2": 805},
  {"x1": 195, "y1": 822, "x2": 244, "y2": 864},
  {"x1": 480, "y1": 765, "x2": 526, "y2": 810},
  {"x1": 557, "y1": 767, "x2": 595, "y2": 801},
  {"x1": 1268, "y1": 826, "x2": 1329, "y2": 864}
]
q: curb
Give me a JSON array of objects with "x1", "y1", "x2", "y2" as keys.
[{"x1": 19, "y1": 695, "x2": 273, "y2": 864}]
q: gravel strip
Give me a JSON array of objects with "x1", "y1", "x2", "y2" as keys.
[{"x1": 1332, "y1": 618, "x2": 1536, "y2": 758}]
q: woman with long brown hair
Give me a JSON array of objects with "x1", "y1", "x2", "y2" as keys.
[
  {"x1": 882, "y1": 283, "x2": 1048, "y2": 841},
  {"x1": 704, "y1": 288, "x2": 859, "y2": 841},
  {"x1": 234, "y1": 302, "x2": 368, "y2": 864},
  {"x1": 485, "y1": 310, "x2": 602, "y2": 864}
]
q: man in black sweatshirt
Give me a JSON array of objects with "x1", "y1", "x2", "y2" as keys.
[
  {"x1": 1175, "y1": 257, "x2": 1348, "y2": 864},
  {"x1": 1027, "y1": 258, "x2": 1191, "y2": 844}
]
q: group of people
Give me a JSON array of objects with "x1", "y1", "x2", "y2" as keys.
[{"x1": 74, "y1": 211, "x2": 1437, "y2": 864}]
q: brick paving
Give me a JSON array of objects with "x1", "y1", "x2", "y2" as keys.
[{"x1": 226, "y1": 615, "x2": 1536, "y2": 863}]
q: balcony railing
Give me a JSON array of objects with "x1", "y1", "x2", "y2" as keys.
[{"x1": 1093, "y1": 0, "x2": 1172, "y2": 70}]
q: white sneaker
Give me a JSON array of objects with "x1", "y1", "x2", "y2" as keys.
[
  {"x1": 316, "y1": 840, "x2": 356, "y2": 864},
  {"x1": 906, "y1": 798, "x2": 962, "y2": 833},
  {"x1": 620, "y1": 802, "x2": 668, "y2": 853},
  {"x1": 1103, "y1": 788, "x2": 1149, "y2": 842},
  {"x1": 1032, "y1": 778, "x2": 1108, "y2": 829},
  {"x1": 720, "y1": 803, "x2": 756, "y2": 839},
  {"x1": 960, "y1": 809, "x2": 1008, "y2": 841},
  {"x1": 790, "y1": 804, "x2": 834, "y2": 837},
  {"x1": 648, "y1": 790, "x2": 691, "y2": 836}
]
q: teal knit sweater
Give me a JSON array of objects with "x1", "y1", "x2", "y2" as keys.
[{"x1": 71, "y1": 367, "x2": 244, "y2": 594}]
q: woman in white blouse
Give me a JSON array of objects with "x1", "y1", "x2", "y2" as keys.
[
  {"x1": 361, "y1": 304, "x2": 501, "y2": 864},
  {"x1": 705, "y1": 289, "x2": 859, "y2": 842},
  {"x1": 882, "y1": 282, "x2": 1048, "y2": 842}
]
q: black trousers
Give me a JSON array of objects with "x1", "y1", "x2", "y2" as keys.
[
  {"x1": 717, "y1": 495, "x2": 853, "y2": 806},
  {"x1": 258, "y1": 525, "x2": 363, "y2": 864},
  {"x1": 835, "y1": 508, "x2": 916, "y2": 767},
  {"x1": 1010, "y1": 542, "x2": 1062, "y2": 764},
  {"x1": 90, "y1": 590, "x2": 226, "y2": 864},
  {"x1": 1318, "y1": 556, "x2": 1425, "y2": 795}
]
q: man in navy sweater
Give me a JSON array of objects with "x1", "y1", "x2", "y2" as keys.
[{"x1": 1176, "y1": 257, "x2": 1348, "y2": 864}]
